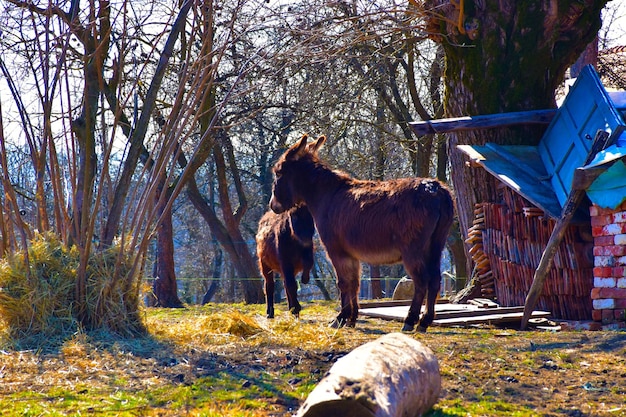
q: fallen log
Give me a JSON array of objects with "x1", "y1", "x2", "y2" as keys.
[{"x1": 293, "y1": 333, "x2": 440, "y2": 417}]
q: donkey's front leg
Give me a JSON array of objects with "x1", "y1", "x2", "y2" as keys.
[
  {"x1": 262, "y1": 266, "x2": 276, "y2": 319},
  {"x1": 282, "y1": 265, "x2": 301, "y2": 317}
]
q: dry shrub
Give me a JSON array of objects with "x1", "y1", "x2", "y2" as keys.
[{"x1": 0, "y1": 232, "x2": 145, "y2": 349}]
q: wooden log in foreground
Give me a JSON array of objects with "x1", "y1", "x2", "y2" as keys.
[{"x1": 294, "y1": 333, "x2": 440, "y2": 417}]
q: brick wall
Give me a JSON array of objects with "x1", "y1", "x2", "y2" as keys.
[{"x1": 590, "y1": 202, "x2": 626, "y2": 323}]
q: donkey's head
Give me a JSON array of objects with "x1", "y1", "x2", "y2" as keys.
[
  {"x1": 269, "y1": 134, "x2": 325, "y2": 213},
  {"x1": 288, "y1": 205, "x2": 315, "y2": 246}
]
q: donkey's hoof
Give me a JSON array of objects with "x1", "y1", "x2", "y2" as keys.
[
  {"x1": 417, "y1": 326, "x2": 428, "y2": 333},
  {"x1": 267, "y1": 313, "x2": 275, "y2": 319},
  {"x1": 401, "y1": 323, "x2": 415, "y2": 332}
]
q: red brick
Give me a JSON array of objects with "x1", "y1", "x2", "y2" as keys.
[
  {"x1": 599, "y1": 287, "x2": 626, "y2": 299},
  {"x1": 614, "y1": 212, "x2": 626, "y2": 223},
  {"x1": 616, "y1": 299, "x2": 626, "y2": 309},
  {"x1": 614, "y1": 267, "x2": 626, "y2": 278},
  {"x1": 589, "y1": 205, "x2": 600, "y2": 217},
  {"x1": 615, "y1": 310, "x2": 626, "y2": 320},
  {"x1": 593, "y1": 266, "x2": 613, "y2": 278},
  {"x1": 594, "y1": 235, "x2": 615, "y2": 246},
  {"x1": 608, "y1": 246, "x2": 625, "y2": 256},
  {"x1": 593, "y1": 246, "x2": 626, "y2": 256},
  {"x1": 591, "y1": 214, "x2": 614, "y2": 227},
  {"x1": 591, "y1": 288, "x2": 602, "y2": 299},
  {"x1": 594, "y1": 267, "x2": 614, "y2": 277},
  {"x1": 603, "y1": 309, "x2": 614, "y2": 321},
  {"x1": 592, "y1": 309, "x2": 603, "y2": 321}
]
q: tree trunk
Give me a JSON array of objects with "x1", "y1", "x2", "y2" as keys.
[
  {"x1": 202, "y1": 243, "x2": 223, "y2": 304},
  {"x1": 369, "y1": 264, "x2": 383, "y2": 299},
  {"x1": 153, "y1": 181, "x2": 184, "y2": 308},
  {"x1": 421, "y1": 0, "x2": 607, "y2": 273},
  {"x1": 186, "y1": 177, "x2": 263, "y2": 304},
  {"x1": 294, "y1": 333, "x2": 441, "y2": 417}
]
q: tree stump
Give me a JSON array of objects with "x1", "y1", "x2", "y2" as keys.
[
  {"x1": 294, "y1": 333, "x2": 441, "y2": 417},
  {"x1": 391, "y1": 276, "x2": 414, "y2": 300}
]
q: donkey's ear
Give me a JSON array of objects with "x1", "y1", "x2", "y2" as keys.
[
  {"x1": 309, "y1": 135, "x2": 326, "y2": 154},
  {"x1": 290, "y1": 134, "x2": 309, "y2": 158}
]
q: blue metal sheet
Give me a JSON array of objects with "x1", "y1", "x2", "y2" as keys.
[
  {"x1": 584, "y1": 138, "x2": 626, "y2": 209},
  {"x1": 537, "y1": 65, "x2": 626, "y2": 207}
]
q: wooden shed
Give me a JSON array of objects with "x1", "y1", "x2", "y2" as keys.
[{"x1": 417, "y1": 65, "x2": 626, "y2": 323}]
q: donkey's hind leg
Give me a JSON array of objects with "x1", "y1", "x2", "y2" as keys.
[
  {"x1": 329, "y1": 256, "x2": 361, "y2": 328},
  {"x1": 417, "y1": 252, "x2": 443, "y2": 332},
  {"x1": 402, "y1": 258, "x2": 427, "y2": 332},
  {"x1": 262, "y1": 265, "x2": 276, "y2": 319},
  {"x1": 417, "y1": 272, "x2": 441, "y2": 332}
]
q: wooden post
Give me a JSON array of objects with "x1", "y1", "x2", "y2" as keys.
[{"x1": 520, "y1": 130, "x2": 610, "y2": 330}]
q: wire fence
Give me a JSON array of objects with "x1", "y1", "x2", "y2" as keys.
[{"x1": 158, "y1": 274, "x2": 463, "y2": 305}]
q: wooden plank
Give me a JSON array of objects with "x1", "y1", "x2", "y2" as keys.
[
  {"x1": 520, "y1": 130, "x2": 611, "y2": 330},
  {"x1": 409, "y1": 71, "x2": 625, "y2": 138},
  {"x1": 433, "y1": 311, "x2": 551, "y2": 326},
  {"x1": 359, "y1": 304, "x2": 552, "y2": 327},
  {"x1": 409, "y1": 109, "x2": 557, "y2": 136},
  {"x1": 358, "y1": 299, "x2": 412, "y2": 308}
]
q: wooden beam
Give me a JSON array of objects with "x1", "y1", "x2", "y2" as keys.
[
  {"x1": 409, "y1": 109, "x2": 557, "y2": 136},
  {"x1": 520, "y1": 130, "x2": 610, "y2": 330}
]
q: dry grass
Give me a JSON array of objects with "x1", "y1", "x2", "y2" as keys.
[
  {"x1": 0, "y1": 301, "x2": 623, "y2": 416},
  {"x1": 0, "y1": 232, "x2": 144, "y2": 350}
]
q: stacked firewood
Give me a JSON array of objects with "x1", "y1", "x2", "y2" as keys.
[
  {"x1": 465, "y1": 204, "x2": 495, "y2": 298},
  {"x1": 469, "y1": 185, "x2": 594, "y2": 320}
]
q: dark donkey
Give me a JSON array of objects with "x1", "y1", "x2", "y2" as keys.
[
  {"x1": 256, "y1": 205, "x2": 315, "y2": 319},
  {"x1": 270, "y1": 134, "x2": 454, "y2": 332}
]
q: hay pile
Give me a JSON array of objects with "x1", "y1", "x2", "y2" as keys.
[{"x1": 0, "y1": 232, "x2": 144, "y2": 348}]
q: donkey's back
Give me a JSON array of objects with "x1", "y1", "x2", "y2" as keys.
[{"x1": 319, "y1": 177, "x2": 453, "y2": 266}]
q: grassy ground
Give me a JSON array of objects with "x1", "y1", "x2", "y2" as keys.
[{"x1": 0, "y1": 301, "x2": 624, "y2": 416}]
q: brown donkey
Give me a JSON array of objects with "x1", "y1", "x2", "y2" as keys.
[
  {"x1": 270, "y1": 134, "x2": 454, "y2": 332},
  {"x1": 256, "y1": 205, "x2": 315, "y2": 319}
]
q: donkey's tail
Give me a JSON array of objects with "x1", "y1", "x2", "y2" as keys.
[{"x1": 432, "y1": 185, "x2": 455, "y2": 256}]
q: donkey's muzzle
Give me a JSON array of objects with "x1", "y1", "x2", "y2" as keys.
[{"x1": 269, "y1": 196, "x2": 285, "y2": 214}]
